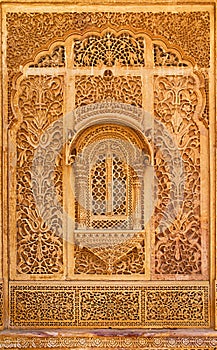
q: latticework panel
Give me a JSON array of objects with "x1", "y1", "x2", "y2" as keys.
[{"x1": 9, "y1": 282, "x2": 209, "y2": 328}]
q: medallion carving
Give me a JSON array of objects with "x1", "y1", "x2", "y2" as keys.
[{"x1": 0, "y1": 334, "x2": 216, "y2": 349}]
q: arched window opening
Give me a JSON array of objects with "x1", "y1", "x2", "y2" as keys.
[{"x1": 69, "y1": 124, "x2": 151, "y2": 232}]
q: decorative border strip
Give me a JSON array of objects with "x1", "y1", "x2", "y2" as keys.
[
  {"x1": 9, "y1": 282, "x2": 209, "y2": 328},
  {"x1": 0, "y1": 335, "x2": 217, "y2": 349}
]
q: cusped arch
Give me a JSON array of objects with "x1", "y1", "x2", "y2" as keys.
[{"x1": 65, "y1": 102, "x2": 154, "y2": 167}]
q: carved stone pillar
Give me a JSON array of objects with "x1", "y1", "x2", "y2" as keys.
[
  {"x1": 132, "y1": 175, "x2": 142, "y2": 230},
  {"x1": 75, "y1": 165, "x2": 87, "y2": 229}
]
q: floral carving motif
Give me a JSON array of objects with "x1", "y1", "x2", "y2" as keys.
[
  {"x1": 73, "y1": 101, "x2": 144, "y2": 126},
  {"x1": 201, "y1": 70, "x2": 209, "y2": 128},
  {"x1": 79, "y1": 289, "x2": 140, "y2": 323},
  {"x1": 29, "y1": 45, "x2": 65, "y2": 67},
  {"x1": 74, "y1": 32, "x2": 145, "y2": 67},
  {"x1": 74, "y1": 239, "x2": 145, "y2": 275},
  {"x1": 16, "y1": 75, "x2": 64, "y2": 275},
  {"x1": 9, "y1": 283, "x2": 209, "y2": 328},
  {"x1": 6, "y1": 11, "x2": 210, "y2": 77},
  {"x1": 72, "y1": 123, "x2": 147, "y2": 275},
  {"x1": 154, "y1": 75, "x2": 203, "y2": 276},
  {"x1": 153, "y1": 44, "x2": 188, "y2": 67},
  {"x1": 146, "y1": 289, "x2": 205, "y2": 322},
  {"x1": 3, "y1": 6, "x2": 212, "y2": 336},
  {"x1": 75, "y1": 73, "x2": 142, "y2": 107},
  {"x1": 144, "y1": 285, "x2": 209, "y2": 327},
  {"x1": 10, "y1": 285, "x2": 75, "y2": 327}
]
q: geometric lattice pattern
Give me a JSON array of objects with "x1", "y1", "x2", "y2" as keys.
[
  {"x1": 112, "y1": 156, "x2": 127, "y2": 215},
  {"x1": 91, "y1": 156, "x2": 107, "y2": 215},
  {"x1": 91, "y1": 154, "x2": 127, "y2": 216}
]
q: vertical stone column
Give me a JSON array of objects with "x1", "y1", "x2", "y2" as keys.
[
  {"x1": 132, "y1": 175, "x2": 142, "y2": 230},
  {"x1": 106, "y1": 153, "x2": 113, "y2": 215},
  {"x1": 76, "y1": 165, "x2": 87, "y2": 229}
]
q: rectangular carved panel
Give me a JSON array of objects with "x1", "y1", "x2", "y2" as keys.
[
  {"x1": 10, "y1": 75, "x2": 64, "y2": 278},
  {"x1": 10, "y1": 285, "x2": 75, "y2": 327},
  {"x1": 153, "y1": 74, "x2": 208, "y2": 279},
  {"x1": 7, "y1": 11, "x2": 210, "y2": 282},
  {"x1": 9, "y1": 282, "x2": 209, "y2": 328},
  {"x1": 6, "y1": 12, "x2": 210, "y2": 79},
  {"x1": 75, "y1": 74, "x2": 142, "y2": 108}
]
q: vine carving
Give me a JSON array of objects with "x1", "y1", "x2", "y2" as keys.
[
  {"x1": 153, "y1": 75, "x2": 204, "y2": 276},
  {"x1": 153, "y1": 44, "x2": 188, "y2": 67},
  {"x1": 9, "y1": 283, "x2": 209, "y2": 328},
  {"x1": 75, "y1": 72, "x2": 142, "y2": 107},
  {"x1": 16, "y1": 75, "x2": 64, "y2": 275},
  {"x1": 29, "y1": 45, "x2": 65, "y2": 68}
]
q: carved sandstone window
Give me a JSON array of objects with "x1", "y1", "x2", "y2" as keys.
[{"x1": 70, "y1": 124, "x2": 151, "y2": 232}]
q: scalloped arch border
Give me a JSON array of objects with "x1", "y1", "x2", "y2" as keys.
[{"x1": 23, "y1": 26, "x2": 196, "y2": 69}]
